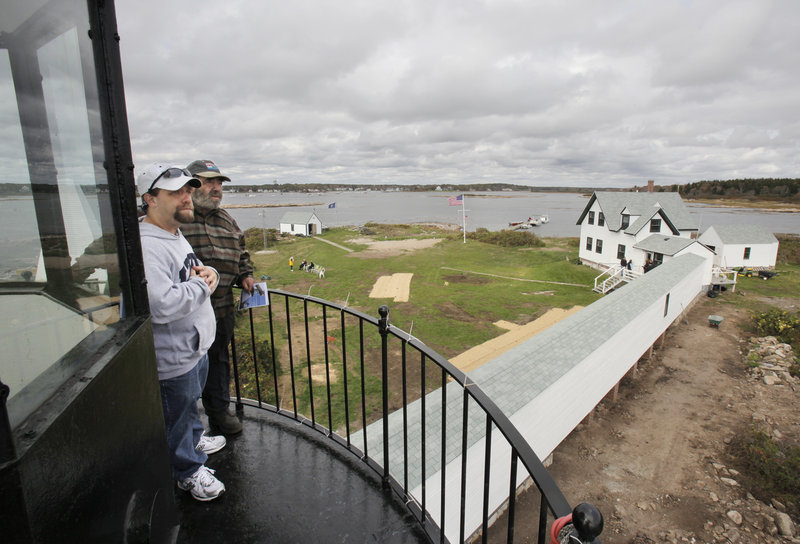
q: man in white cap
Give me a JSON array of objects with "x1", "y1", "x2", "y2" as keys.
[
  {"x1": 182, "y1": 159, "x2": 254, "y2": 436},
  {"x1": 136, "y1": 163, "x2": 227, "y2": 501}
]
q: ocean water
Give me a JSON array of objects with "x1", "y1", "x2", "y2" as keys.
[
  {"x1": 1, "y1": 191, "x2": 797, "y2": 278},
  {"x1": 223, "y1": 190, "x2": 800, "y2": 238}
]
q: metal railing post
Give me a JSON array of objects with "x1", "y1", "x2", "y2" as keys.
[
  {"x1": 378, "y1": 305, "x2": 390, "y2": 482},
  {"x1": 230, "y1": 331, "x2": 243, "y2": 413}
]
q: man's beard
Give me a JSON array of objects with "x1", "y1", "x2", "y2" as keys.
[
  {"x1": 193, "y1": 190, "x2": 221, "y2": 210},
  {"x1": 175, "y1": 207, "x2": 195, "y2": 223}
]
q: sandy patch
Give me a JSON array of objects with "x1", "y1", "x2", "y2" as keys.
[
  {"x1": 309, "y1": 364, "x2": 339, "y2": 384},
  {"x1": 369, "y1": 273, "x2": 414, "y2": 302},
  {"x1": 450, "y1": 306, "x2": 583, "y2": 374},
  {"x1": 347, "y1": 237, "x2": 443, "y2": 257}
]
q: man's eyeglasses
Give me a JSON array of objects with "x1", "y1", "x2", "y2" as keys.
[{"x1": 148, "y1": 167, "x2": 192, "y2": 192}]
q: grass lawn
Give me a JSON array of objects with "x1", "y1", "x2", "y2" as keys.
[{"x1": 245, "y1": 226, "x2": 601, "y2": 359}]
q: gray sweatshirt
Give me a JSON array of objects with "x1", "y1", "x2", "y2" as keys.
[{"x1": 139, "y1": 220, "x2": 217, "y2": 380}]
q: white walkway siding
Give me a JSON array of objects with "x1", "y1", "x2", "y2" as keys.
[{"x1": 354, "y1": 253, "x2": 710, "y2": 541}]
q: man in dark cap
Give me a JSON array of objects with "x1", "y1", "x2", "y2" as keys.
[{"x1": 182, "y1": 160, "x2": 254, "y2": 435}]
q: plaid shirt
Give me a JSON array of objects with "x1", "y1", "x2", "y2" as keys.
[{"x1": 181, "y1": 207, "x2": 253, "y2": 318}]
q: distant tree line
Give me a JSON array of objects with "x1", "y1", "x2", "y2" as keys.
[
  {"x1": 647, "y1": 178, "x2": 800, "y2": 200},
  {"x1": 225, "y1": 182, "x2": 595, "y2": 193}
]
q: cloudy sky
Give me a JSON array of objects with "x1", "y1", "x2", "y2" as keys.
[{"x1": 116, "y1": 0, "x2": 800, "y2": 188}]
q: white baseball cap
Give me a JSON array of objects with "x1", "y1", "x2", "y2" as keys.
[{"x1": 136, "y1": 162, "x2": 201, "y2": 197}]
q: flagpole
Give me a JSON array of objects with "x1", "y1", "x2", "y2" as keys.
[{"x1": 461, "y1": 194, "x2": 466, "y2": 243}]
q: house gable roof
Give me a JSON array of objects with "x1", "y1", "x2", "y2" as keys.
[
  {"x1": 279, "y1": 211, "x2": 320, "y2": 224},
  {"x1": 625, "y1": 208, "x2": 679, "y2": 236},
  {"x1": 705, "y1": 224, "x2": 778, "y2": 245},
  {"x1": 633, "y1": 234, "x2": 713, "y2": 256},
  {"x1": 576, "y1": 191, "x2": 698, "y2": 232}
]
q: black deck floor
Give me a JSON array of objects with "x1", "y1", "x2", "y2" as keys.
[{"x1": 175, "y1": 408, "x2": 429, "y2": 543}]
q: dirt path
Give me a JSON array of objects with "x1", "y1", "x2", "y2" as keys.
[
  {"x1": 441, "y1": 266, "x2": 588, "y2": 287},
  {"x1": 522, "y1": 295, "x2": 800, "y2": 543}
]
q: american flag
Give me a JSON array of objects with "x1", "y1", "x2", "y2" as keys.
[{"x1": 448, "y1": 194, "x2": 463, "y2": 206}]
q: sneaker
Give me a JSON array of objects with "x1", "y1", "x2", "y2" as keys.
[
  {"x1": 196, "y1": 432, "x2": 226, "y2": 455},
  {"x1": 208, "y1": 409, "x2": 243, "y2": 435},
  {"x1": 178, "y1": 466, "x2": 225, "y2": 502}
]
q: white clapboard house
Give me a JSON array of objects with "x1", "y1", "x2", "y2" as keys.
[{"x1": 576, "y1": 187, "x2": 711, "y2": 281}]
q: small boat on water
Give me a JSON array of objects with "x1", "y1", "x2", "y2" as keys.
[{"x1": 509, "y1": 215, "x2": 548, "y2": 229}]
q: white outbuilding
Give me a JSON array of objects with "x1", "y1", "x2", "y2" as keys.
[
  {"x1": 279, "y1": 211, "x2": 323, "y2": 237},
  {"x1": 698, "y1": 224, "x2": 779, "y2": 269}
]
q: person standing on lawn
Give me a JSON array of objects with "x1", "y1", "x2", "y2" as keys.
[{"x1": 182, "y1": 159, "x2": 255, "y2": 435}]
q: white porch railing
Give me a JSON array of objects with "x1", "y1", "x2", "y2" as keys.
[{"x1": 593, "y1": 265, "x2": 643, "y2": 294}]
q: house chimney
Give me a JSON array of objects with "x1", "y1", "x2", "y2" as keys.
[{"x1": 647, "y1": 180, "x2": 655, "y2": 193}]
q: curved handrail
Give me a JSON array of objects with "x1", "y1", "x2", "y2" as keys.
[{"x1": 230, "y1": 288, "x2": 590, "y2": 543}]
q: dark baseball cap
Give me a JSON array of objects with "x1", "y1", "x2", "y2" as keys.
[{"x1": 186, "y1": 159, "x2": 231, "y2": 182}]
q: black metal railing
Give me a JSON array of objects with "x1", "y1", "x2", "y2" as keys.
[{"x1": 230, "y1": 288, "x2": 602, "y2": 544}]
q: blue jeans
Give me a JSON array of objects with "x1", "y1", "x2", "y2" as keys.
[{"x1": 160, "y1": 354, "x2": 209, "y2": 480}]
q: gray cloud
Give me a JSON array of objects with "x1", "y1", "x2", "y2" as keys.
[{"x1": 116, "y1": 0, "x2": 800, "y2": 187}]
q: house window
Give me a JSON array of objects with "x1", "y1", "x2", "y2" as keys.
[
  {"x1": 621, "y1": 214, "x2": 630, "y2": 229},
  {"x1": 595, "y1": 239, "x2": 603, "y2": 253},
  {"x1": 586, "y1": 236, "x2": 593, "y2": 250},
  {"x1": 650, "y1": 218, "x2": 661, "y2": 232},
  {"x1": 744, "y1": 247, "x2": 751, "y2": 260},
  {"x1": 598, "y1": 212, "x2": 605, "y2": 227},
  {"x1": 588, "y1": 211, "x2": 595, "y2": 225},
  {"x1": 617, "y1": 244, "x2": 626, "y2": 260},
  {"x1": 664, "y1": 293, "x2": 670, "y2": 317}
]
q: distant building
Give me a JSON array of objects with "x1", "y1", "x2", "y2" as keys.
[
  {"x1": 698, "y1": 224, "x2": 779, "y2": 269},
  {"x1": 576, "y1": 189, "x2": 700, "y2": 274},
  {"x1": 279, "y1": 211, "x2": 323, "y2": 236}
]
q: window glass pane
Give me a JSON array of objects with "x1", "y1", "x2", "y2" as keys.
[
  {"x1": 0, "y1": 2, "x2": 122, "y2": 427},
  {"x1": 0, "y1": 51, "x2": 40, "y2": 281},
  {"x1": 650, "y1": 218, "x2": 661, "y2": 232}
]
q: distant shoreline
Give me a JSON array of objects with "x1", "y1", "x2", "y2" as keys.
[{"x1": 685, "y1": 198, "x2": 800, "y2": 213}]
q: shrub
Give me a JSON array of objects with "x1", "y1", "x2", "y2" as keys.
[
  {"x1": 243, "y1": 227, "x2": 279, "y2": 252},
  {"x1": 465, "y1": 228, "x2": 545, "y2": 248},
  {"x1": 738, "y1": 427, "x2": 800, "y2": 503},
  {"x1": 776, "y1": 233, "x2": 800, "y2": 265},
  {"x1": 752, "y1": 309, "x2": 800, "y2": 348}
]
